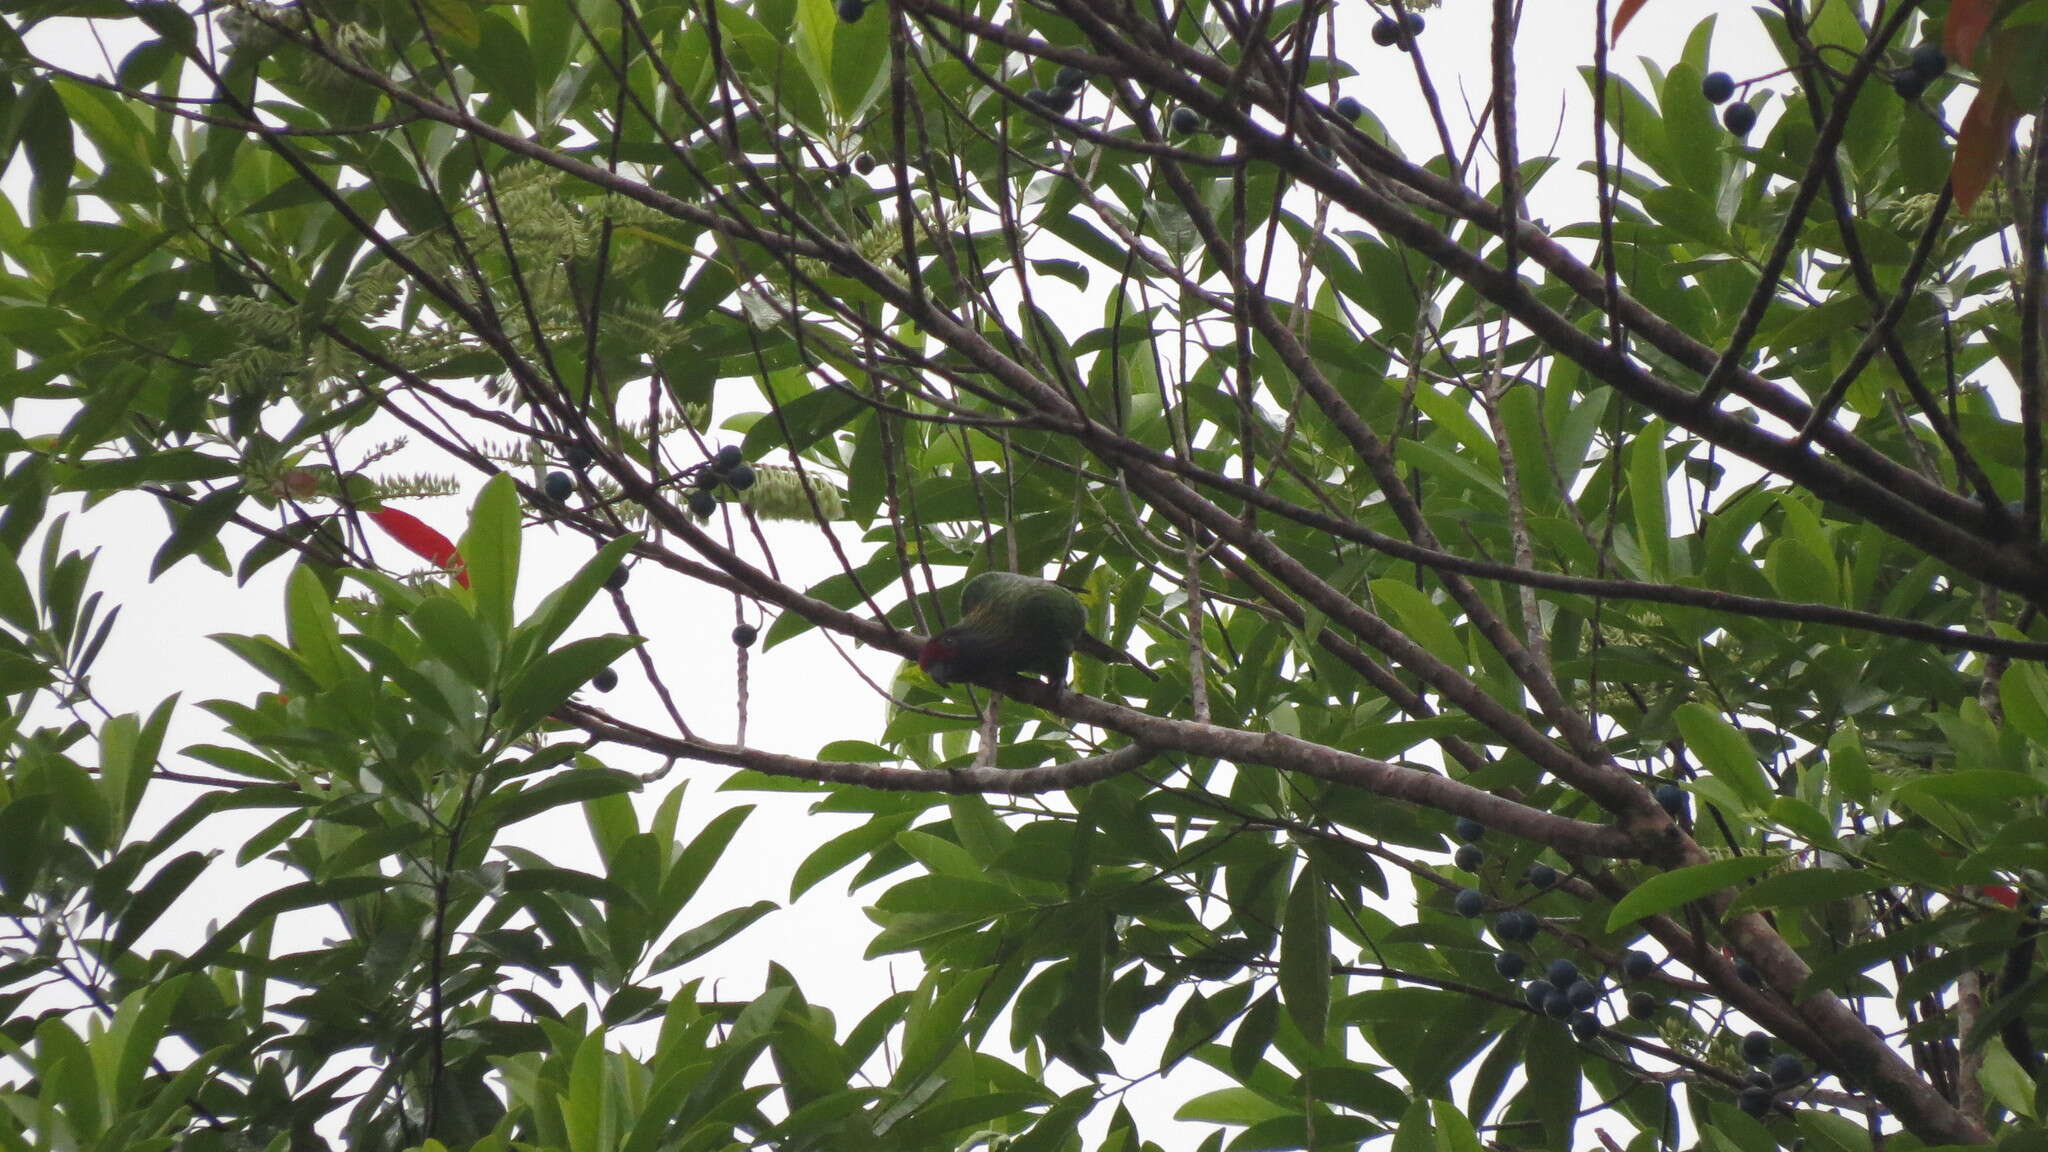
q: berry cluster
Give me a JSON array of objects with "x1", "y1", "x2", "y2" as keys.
[
  {"x1": 1699, "y1": 72, "x2": 1756, "y2": 135},
  {"x1": 1449, "y1": 802, "x2": 1816, "y2": 1113},
  {"x1": 1370, "y1": 10, "x2": 1425, "y2": 49},
  {"x1": 689, "y1": 445, "x2": 756, "y2": 518},
  {"x1": 1024, "y1": 65, "x2": 1089, "y2": 115}
]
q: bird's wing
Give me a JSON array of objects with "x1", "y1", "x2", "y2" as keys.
[{"x1": 958, "y1": 571, "x2": 1001, "y2": 618}]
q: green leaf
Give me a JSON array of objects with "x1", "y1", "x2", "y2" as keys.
[
  {"x1": 1627, "y1": 418, "x2": 1669, "y2": 579},
  {"x1": 647, "y1": 901, "x2": 779, "y2": 976},
  {"x1": 494, "y1": 634, "x2": 640, "y2": 736},
  {"x1": 1675, "y1": 703, "x2": 1773, "y2": 809},
  {"x1": 1278, "y1": 862, "x2": 1330, "y2": 1045},
  {"x1": 1606, "y1": 854, "x2": 1785, "y2": 931},
  {"x1": 460, "y1": 473, "x2": 521, "y2": 643}
]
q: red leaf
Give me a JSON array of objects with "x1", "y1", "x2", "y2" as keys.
[
  {"x1": 1945, "y1": 0, "x2": 1995, "y2": 66},
  {"x1": 1951, "y1": 78, "x2": 2020, "y2": 213},
  {"x1": 1610, "y1": 0, "x2": 1652, "y2": 43},
  {"x1": 368, "y1": 507, "x2": 471, "y2": 588}
]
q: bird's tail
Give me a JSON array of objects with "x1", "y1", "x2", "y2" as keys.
[{"x1": 1075, "y1": 632, "x2": 1159, "y2": 680}]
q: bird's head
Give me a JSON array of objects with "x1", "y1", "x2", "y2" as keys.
[{"x1": 918, "y1": 634, "x2": 962, "y2": 684}]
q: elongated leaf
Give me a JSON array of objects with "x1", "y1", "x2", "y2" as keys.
[{"x1": 1606, "y1": 855, "x2": 1784, "y2": 931}]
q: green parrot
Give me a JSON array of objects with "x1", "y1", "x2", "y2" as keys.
[{"x1": 917, "y1": 571, "x2": 1151, "y2": 689}]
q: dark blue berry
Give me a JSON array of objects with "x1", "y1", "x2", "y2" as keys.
[
  {"x1": 1335, "y1": 96, "x2": 1364, "y2": 120},
  {"x1": 1054, "y1": 65, "x2": 1086, "y2": 91},
  {"x1": 1567, "y1": 979, "x2": 1600, "y2": 1010},
  {"x1": 1455, "y1": 817, "x2": 1485, "y2": 842},
  {"x1": 564, "y1": 444, "x2": 594, "y2": 471},
  {"x1": 1738, "y1": 1087, "x2": 1773, "y2": 1118},
  {"x1": 1910, "y1": 43, "x2": 1946, "y2": 80},
  {"x1": 1455, "y1": 888, "x2": 1484, "y2": 917},
  {"x1": 1743, "y1": 1031, "x2": 1773, "y2": 1065},
  {"x1": 1546, "y1": 958, "x2": 1579, "y2": 987},
  {"x1": 733, "y1": 623, "x2": 758, "y2": 648},
  {"x1": 543, "y1": 470, "x2": 574, "y2": 503},
  {"x1": 1655, "y1": 783, "x2": 1688, "y2": 817},
  {"x1": 1524, "y1": 979, "x2": 1555, "y2": 1010},
  {"x1": 1892, "y1": 70, "x2": 1929, "y2": 100},
  {"x1": 714, "y1": 445, "x2": 745, "y2": 471},
  {"x1": 1571, "y1": 1012, "x2": 1600, "y2": 1041},
  {"x1": 1495, "y1": 952, "x2": 1526, "y2": 979},
  {"x1": 1526, "y1": 863, "x2": 1557, "y2": 889},
  {"x1": 1623, "y1": 950, "x2": 1655, "y2": 981},
  {"x1": 604, "y1": 565, "x2": 629, "y2": 592},
  {"x1": 724, "y1": 463, "x2": 757, "y2": 492},
  {"x1": 1371, "y1": 16, "x2": 1399, "y2": 45},
  {"x1": 836, "y1": 0, "x2": 864, "y2": 22},
  {"x1": 1170, "y1": 107, "x2": 1202, "y2": 134},
  {"x1": 1701, "y1": 71, "x2": 1735, "y2": 104},
  {"x1": 591, "y1": 667, "x2": 618, "y2": 693},
  {"x1": 1769, "y1": 1054, "x2": 1807, "y2": 1086},
  {"x1": 1454, "y1": 844, "x2": 1485, "y2": 872},
  {"x1": 1543, "y1": 989, "x2": 1572, "y2": 1018},
  {"x1": 689, "y1": 489, "x2": 717, "y2": 518},
  {"x1": 1723, "y1": 102, "x2": 1758, "y2": 135}
]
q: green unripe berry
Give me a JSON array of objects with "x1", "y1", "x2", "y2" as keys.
[{"x1": 1627, "y1": 991, "x2": 1658, "y2": 1019}]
